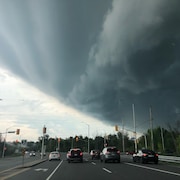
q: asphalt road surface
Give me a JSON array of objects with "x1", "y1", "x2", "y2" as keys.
[{"x1": 1, "y1": 153, "x2": 180, "y2": 180}]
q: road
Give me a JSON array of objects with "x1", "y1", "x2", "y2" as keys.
[{"x1": 1, "y1": 153, "x2": 180, "y2": 180}]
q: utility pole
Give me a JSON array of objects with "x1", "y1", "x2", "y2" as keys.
[
  {"x1": 144, "y1": 134, "x2": 147, "y2": 149},
  {"x1": 160, "y1": 127, "x2": 165, "y2": 151},
  {"x1": 149, "y1": 106, "x2": 154, "y2": 151},
  {"x1": 122, "y1": 120, "x2": 125, "y2": 153},
  {"x1": 132, "y1": 104, "x2": 137, "y2": 152}
]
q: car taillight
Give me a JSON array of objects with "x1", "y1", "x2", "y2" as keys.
[
  {"x1": 143, "y1": 153, "x2": 147, "y2": 157},
  {"x1": 80, "y1": 152, "x2": 83, "y2": 156},
  {"x1": 155, "y1": 153, "x2": 158, "y2": 157},
  {"x1": 117, "y1": 151, "x2": 120, "y2": 154}
]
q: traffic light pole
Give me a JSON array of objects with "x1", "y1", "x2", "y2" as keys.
[
  {"x1": 41, "y1": 126, "x2": 46, "y2": 159},
  {"x1": 2, "y1": 128, "x2": 16, "y2": 158}
]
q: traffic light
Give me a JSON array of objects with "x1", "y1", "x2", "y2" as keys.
[
  {"x1": 75, "y1": 136, "x2": 78, "y2": 142},
  {"x1": 115, "y1": 125, "x2": 119, "y2": 131},
  {"x1": 43, "y1": 126, "x2": 46, "y2": 134},
  {"x1": 16, "y1": 129, "x2": 20, "y2": 135}
]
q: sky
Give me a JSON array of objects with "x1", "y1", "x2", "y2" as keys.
[{"x1": 0, "y1": 0, "x2": 180, "y2": 142}]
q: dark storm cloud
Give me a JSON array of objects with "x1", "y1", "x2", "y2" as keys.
[
  {"x1": 0, "y1": 0, "x2": 180, "y2": 132},
  {"x1": 68, "y1": 0, "x2": 180, "y2": 131},
  {"x1": 0, "y1": 0, "x2": 112, "y2": 97}
]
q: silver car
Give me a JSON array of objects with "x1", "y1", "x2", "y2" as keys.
[{"x1": 100, "y1": 146, "x2": 120, "y2": 163}]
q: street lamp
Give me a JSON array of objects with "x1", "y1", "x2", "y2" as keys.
[
  {"x1": 81, "y1": 122, "x2": 90, "y2": 153},
  {"x1": 41, "y1": 126, "x2": 46, "y2": 159}
]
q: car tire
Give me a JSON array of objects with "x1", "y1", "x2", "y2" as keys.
[
  {"x1": 141, "y1": 157, "x2": 145, "y2": 164},
  {"x1": 133, "y1": 157, "x2": 136, "y2": 162},
  {"x1": 154, "y1": 160, "x2": 158, "y2": 164}
]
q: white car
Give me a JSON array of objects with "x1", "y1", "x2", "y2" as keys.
[
  {"x1": 49, "y1": 151, "x2": 61, "y2": 161},
  {"x1": 29, "y1": 151, "x2": 36, "y2": 156}
]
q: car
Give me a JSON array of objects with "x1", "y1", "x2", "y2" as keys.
[
  {"x1": 90, "y1": 149, "x2": 100, "y2": 160},
  {"x1": 49, "y1": 151, "x2": 61, "y2": 161},
  {"x1": 67, "y1": 148, "x2": 83, "y2": 163},
  {"x1": 133, "y1": 149, "x2": 158, "y2": 164},
  {"x1": 100, "y1": 146, "x2": 120, "y2": 163},
  {"x1": 29, "y1": 151, "x2": 36, "y2": 157}
]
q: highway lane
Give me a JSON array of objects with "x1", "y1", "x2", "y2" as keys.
[{"x1": 4, "y1": 154, "x2": 180, "y2": 180}]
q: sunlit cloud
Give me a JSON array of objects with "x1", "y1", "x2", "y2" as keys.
[{"x1": 0, "y1": 68, "x2": 115, "y2": 142}]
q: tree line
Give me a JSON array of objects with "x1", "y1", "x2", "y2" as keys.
[{"x1": 0, "y1": 123, "x2": 180, "y2": 157}]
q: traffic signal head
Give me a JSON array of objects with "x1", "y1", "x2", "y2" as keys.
[
  {"x1": 43, "y1": 127, "x2": 46, "y2": 134},
  {"x1": 75, "y1": 136, "x2": 78, "y2": 142},
  {"x1": 16, "y1": 129, "x2": 20, "y2": 135},
  {"x1": 115, "y1": 125, "x2": 119, "y2": 131}
]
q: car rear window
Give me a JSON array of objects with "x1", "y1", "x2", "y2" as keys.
[
  {"x1": 51, "y1": 152, "x2": 58, "y2": 155},
  {"x1": 71, "y1": 149, "x2": 81, "y2": 155},
  {"x1": 107, "y1": 147, "x2": 118, "y2": 152},
  {"x1": 142, "y1": 149, "x2": 155, "y2": 154}
]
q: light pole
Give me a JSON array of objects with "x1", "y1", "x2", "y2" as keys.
[
  {"x1": 144, "y1": 133, "x2": 147, "y2": 149},
  {"x1": 87, "y1": 124, "x2": 90, "y2": 153},
  {"x1": 132, "y1": 104, "x2": 137, "y2": 153},
  {"x1": 81, "y1": 122, "x2": 90, "y2": 153},
  {"x1": 41, "y1": 126, "x2": 46, "y2": 159}
]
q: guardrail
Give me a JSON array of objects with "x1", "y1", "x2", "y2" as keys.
[{"x1": 159, "y1": 155, "x2": 180, "y2": 163}]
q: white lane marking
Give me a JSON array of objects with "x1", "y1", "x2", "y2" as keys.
[
  {"x1": 35, "y1": 168, "x2": 48, "y2": 172},
  {"x1": 46, "y1": 160, "x2": 63, "y2": 180},
  {"x1": 125, "y1": 163, "x2": 180, "y2": 177},
  {"x1": 102, "y1": 168, "x2": 112, "y2": 174},
  {"x1": 91, "y1": 162, "x2": 96, "y2": 165}
]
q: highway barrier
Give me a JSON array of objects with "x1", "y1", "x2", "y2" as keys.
[{"x1": 159, "y1": 155, "x2": 180, "y2": 163}]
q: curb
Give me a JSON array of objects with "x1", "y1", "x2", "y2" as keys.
[{"x1": 17, "y1": 159, "x2": 48, "y2": 168}]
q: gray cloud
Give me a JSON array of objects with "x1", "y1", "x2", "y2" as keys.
[
  {"x1": 68, "y1": 0, "x2": 180, "y2": 130},
  {"x1": 0, "y1": 0, "x2": 180, "y2": 132}
]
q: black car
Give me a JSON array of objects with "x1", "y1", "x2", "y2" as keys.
[
  {"x1": 90, "y1": 149, "x2": 100, "y2": 160},
  {"x1": 100, "y1": 146, "x2": 120, "y2": 163},
  {"x1": 67, "y1": 148, "x2": 83, "y2": 163},
  {"x1": 133, "y1": 149, "x2": 158, "y2": 164}
]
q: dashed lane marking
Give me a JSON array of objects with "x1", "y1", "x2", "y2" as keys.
[
  {"x1": 102, "y1": 168, "x2": 112, "y2": 174},
  {"x1": 46, "y1": 160, "x2": 63, "y2": 180}
]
